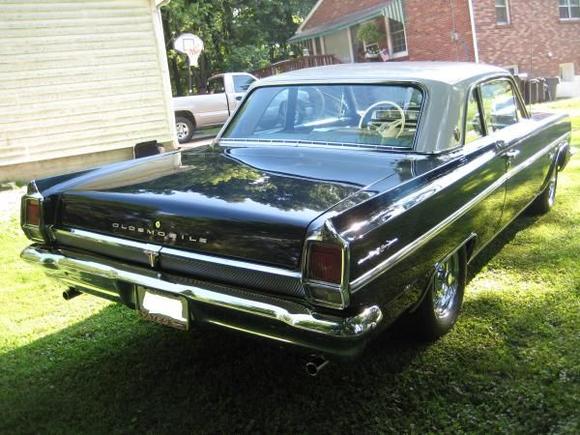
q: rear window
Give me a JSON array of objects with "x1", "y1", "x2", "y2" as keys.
[
  {"x1": 222, "y1": 84, "x2": 424, "y2": 149},
  {"x1": 233, "y1": 74, "x2": 255, "y2": 92}
]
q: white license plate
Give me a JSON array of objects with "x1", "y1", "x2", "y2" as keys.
[{"x1": 137, "y1": 287, "x2": 189, "y2": 330}]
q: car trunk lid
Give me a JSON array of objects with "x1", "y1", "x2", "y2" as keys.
[{"x1": 57, "y1": 146, "x2": 398, "y2": 269}]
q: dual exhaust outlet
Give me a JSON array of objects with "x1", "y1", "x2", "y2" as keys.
[{"x1": 304, "y1": 354, "x2": 329, "y2": 376}]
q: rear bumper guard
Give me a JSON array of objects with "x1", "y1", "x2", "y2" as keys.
[{"x1": 21, "y1": 245, "x2": 382, "y2": 355}]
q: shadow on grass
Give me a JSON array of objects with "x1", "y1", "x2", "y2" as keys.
[
  {"x1": 1, "y1": 213, "x2": 575, "y2": 433},
  {"x1": 467, "y1": 212, "x2": 540, "y2": 284}
]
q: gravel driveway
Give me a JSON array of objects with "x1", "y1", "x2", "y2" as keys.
[{"x1": 0, "y1": 186, "x2": 25, "y2": 222}]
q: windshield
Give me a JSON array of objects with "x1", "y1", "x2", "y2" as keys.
[{"x1": 221, "y1": 84, "x2": 423, "y2": 149}]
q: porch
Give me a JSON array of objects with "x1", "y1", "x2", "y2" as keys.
[{"x1": 288, "y1": 0, "x2": 407, "y2": 64}]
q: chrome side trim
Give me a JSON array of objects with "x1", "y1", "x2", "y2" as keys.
[
  {"x1": 53, "y1": 228, "x2": 300, "y2": 279},
  {"x1": 21, "y1": 246, "x2": 382, "y2": 339},
  {"x1": 350, "y1": 133, "x2": 566, "y2": 291}
]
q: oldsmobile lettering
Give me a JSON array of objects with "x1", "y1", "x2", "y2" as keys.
[{"x1": 111, "y1": 223, "x2": 208, "y2": 244}]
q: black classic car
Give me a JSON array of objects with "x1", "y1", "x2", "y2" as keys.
[{"x1": 21, "y1": 63, "x2": 571, "y2": 372}]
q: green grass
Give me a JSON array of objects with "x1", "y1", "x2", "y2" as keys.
[{"x1": 1, "y1": 100, "x2": 579, "y2": 433}]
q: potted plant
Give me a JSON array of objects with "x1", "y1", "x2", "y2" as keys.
[{"x1": 357, "y1": 22, "x2": 383, "y2": 59}]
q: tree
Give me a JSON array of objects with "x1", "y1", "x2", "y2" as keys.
[{"x1": 160, "y1": 0, "x2": 316, "y2": 96}]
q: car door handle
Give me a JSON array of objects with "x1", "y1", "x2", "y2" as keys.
[
  {"x1": 235, "y1": 96, "x2": 243, "y2": 101},
  {"x1": 503, "y1": 149, "x2": 520, "y2": 159}
]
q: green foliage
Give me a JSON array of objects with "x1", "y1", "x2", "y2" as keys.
[
  {"x1": 161, "y1": 0, "x2": 317, "y2": 96},
  {"x1": 357, "y1": 22, "x2": 382, "y2": 44},
  {"x1": 0, "y1": 99, "x2": 578, "y2": 433},
  {"x1": 226, "y1": 45, "x2": 272, "y2": 72}
]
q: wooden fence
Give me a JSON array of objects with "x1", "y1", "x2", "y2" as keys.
[{"x1": 252, "y1": 55, "x2": 341, "y2": 78}]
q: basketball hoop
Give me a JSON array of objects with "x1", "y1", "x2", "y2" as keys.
[{"x1": 174, "y1": 33, "x2": 204, "y2": 67}]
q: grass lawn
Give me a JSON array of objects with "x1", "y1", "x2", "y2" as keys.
[{"x1": 1, "y1": 99, "x2": 579, "y2": 434}]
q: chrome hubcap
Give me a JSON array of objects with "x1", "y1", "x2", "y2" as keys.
[
  {"x1": 176, "y1": 122, "x2": 190, "y2": 140},
  {"x1": 432, "y1": 253, "x2": 460, "y2": 319},
  {"x1": 547, "y1": 174, "x2": 557, "y2": 207}
]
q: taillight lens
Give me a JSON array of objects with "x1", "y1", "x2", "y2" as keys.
[
  {"x1": 25, "y1": 199, "x2": 41, "y2": 226},
  {"x1": 308, "y1": 242, "x2": 343, "y2": 285}
]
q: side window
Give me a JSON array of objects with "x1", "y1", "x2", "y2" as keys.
[
  {"x1": 207, "y1": 77, "x2": 225, "y2": 94},
  {"x1": 480, "y1": 79, "x2": 520, "y2": 133},
  {"x1": 233, "y1": 75, "x2": 255, "y2": 93},
  {"x1": 465, "y1": 89, "x2": 485, "y2": 144}
]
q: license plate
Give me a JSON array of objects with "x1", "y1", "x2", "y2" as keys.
[{"x1": 137, "y1": 287, "x2": 189, "y2": 330}]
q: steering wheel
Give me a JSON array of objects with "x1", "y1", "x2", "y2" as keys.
[{"x1": 358, "y1": 100, "x2": 406, "y2": 139}]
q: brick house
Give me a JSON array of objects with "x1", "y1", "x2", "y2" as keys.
[{"x1": 289, "y1": 0, "x2": 580, "y2": 94}]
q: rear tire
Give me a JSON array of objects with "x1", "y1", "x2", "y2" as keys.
[
  {"x1": 411, "y1": 249, "x2": 466, "y2": 341},
  {"x1": 527, "y1": 168, "x2": 558, "y2": 215},
  {"x1": 175, "y1": 116, "x2": 195, "y2": 144}
]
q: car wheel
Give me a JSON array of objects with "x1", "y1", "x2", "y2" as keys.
[
  {"x1": 412, "y1": 249, "x2": 466, "y2": 341},
  {"x1": 527, "y1": 169, "x2": 558, "y2": 215},
  {"x1": 175, "y1": 116, "x2": 195, "y2": 144}
]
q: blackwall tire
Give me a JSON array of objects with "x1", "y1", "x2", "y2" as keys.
[
  {"x1": 175, "y1": 116, "x2": 195, "y2": 144},
  {"x1": 527, "y1": 169, "x2": 558, "y2": 215}
]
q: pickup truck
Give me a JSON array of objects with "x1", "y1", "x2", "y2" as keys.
[
  {"x1": 173, "y1": 72, "x2": 257, "y2": 143},
  {"x1": 20, "y1": 63, "x2": 571, "y2": 373}
]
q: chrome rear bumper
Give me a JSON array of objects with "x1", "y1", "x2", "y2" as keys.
[{"x1": 21, "y1": 245, "x2": 382, "y2": 357}]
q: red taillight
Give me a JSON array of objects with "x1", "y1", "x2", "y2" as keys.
[
  {"x1": 308, "y1": 243, "x2": 343, "y2": 284},
  {"x1": 26, "y1": 199, "x2": 41, "y2": 226}
]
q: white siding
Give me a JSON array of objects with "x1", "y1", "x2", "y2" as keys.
[{"x1": 0, "y1": 0, "x2": 175, "y2": 168}]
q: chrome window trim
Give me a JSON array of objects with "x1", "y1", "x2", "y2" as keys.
[
  {"x1": 52, "y1": 228, "x2": 301, "y2": 279},
  {"x1": 442, "y1": 73, "x2": 527, "y2": 155},
  {"x1": 218, "y1": 138, "x2": 416, "y2": 153},
  {"x1": 478, "y1": 77, "x2": 527, "y2": 135},
  {"x1": 349, "y1": 132, "x2": 567, "y2": 291}
]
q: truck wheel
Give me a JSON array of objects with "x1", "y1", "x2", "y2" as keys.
[
  {"x1": 412, "y1": 249, "x2": 466, "y2": 341},
  {"x1": 175, "y1": 116, "x2": 195, "y2": 144},
  {"x1": 527, "y1": 168, "x2": 557, "y2": 215}
]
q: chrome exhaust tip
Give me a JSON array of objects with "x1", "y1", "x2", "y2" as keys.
[
  {"x1": 305, "y1": 355, "x2": 329, "y2": 377},
  {"x1": 62, "y1": 288, "x2": 82, "y2": 301}
]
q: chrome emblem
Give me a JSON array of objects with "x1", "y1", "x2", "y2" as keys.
[{"x1": 143, "y1": 249, "x2": 159, "y2": 268}]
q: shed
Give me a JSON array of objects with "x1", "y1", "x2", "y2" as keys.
[{"x1": 0, "y1": 0, "x2": 175, "y2": 182}]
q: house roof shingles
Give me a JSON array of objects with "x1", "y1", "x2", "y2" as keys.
[
  {"x1": 303, "y1": 0, "x2": 387, "y2": 30},
  {"x1": 291, "y1": 0, "x2": 390, "y2": 42}
]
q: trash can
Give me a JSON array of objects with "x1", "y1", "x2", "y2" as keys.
[
  {"x1": 524, "y1": 79, "x2": 540, "y2": 104},
  {"x1": 545, "y1": 77, "x2": 560, "y2": 101},
  {"x1": 538, "y1": 78, "x2": 547, "y2": 103},
  {"x1": 531, "y1": 79, "x2": 541, "y2": 104}
]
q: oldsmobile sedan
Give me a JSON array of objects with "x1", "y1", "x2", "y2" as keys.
[{"x1": 20, "y1": 63, "x2": 571, "y2": 372}]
